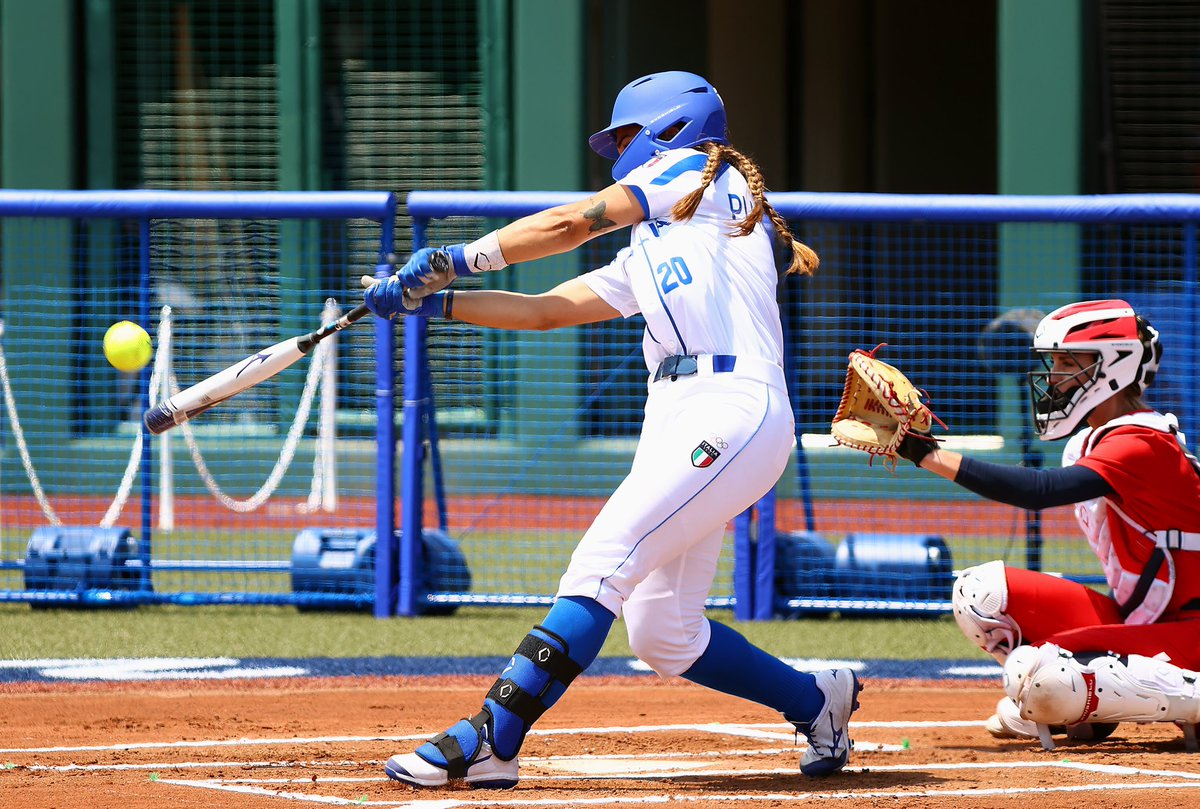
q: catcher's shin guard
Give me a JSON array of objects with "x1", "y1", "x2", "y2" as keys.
[
  {"x1": 985, "y1": 696, "x2": 1118, "y2": 743},
  {"x1": 1005, "y1": 643, "x2": 1200, "y2": 750},
  {"x1": 952, "y1": 561, "x2": 1021, "y2": 663}
]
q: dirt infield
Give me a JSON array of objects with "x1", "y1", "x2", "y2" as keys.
[{"x1": 4, "y1": 675, "x2": 1200, "y2": 808}]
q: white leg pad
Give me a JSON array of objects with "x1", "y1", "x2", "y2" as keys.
[
  {"x1": 1002, "y1": 643, "x2": 1052, "y2": 703},
  {"x1": 952, "y1": 560, "x2": 1021, "y2": 663},
  {"x1": 1011, "y1": 644, "x2": 1200, "y2": 726}
]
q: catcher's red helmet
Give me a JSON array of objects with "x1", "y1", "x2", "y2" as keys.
[{"x1": 1028, "y1": 299, "x2": 1161, "y2": 440}]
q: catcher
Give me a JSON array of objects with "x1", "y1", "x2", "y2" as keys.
[{"x1": 837, "y1": 301, "x2": 1200, "y2": 750}]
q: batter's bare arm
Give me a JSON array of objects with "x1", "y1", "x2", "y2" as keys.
[
  {"x1": 388, "y1": 183, "x2": 644, "y2": 301},
  {"x1": 494, "y1": 184, "x2": 643, "y2": 265},
  {"x1": 450, "y1": 276, "x2": 620, "y2": 331}
]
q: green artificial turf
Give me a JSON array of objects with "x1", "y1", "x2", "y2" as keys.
[{"x1": 0, "y1": 604, "x2": 988, "y2": 661}]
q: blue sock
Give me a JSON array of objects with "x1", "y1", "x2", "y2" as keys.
[
  {"x1": 485, "y1": 596, "x2": 614, "y2": 760},
  {"x1": 682, "y1": 619, "x2": 824, "y2": 724}
]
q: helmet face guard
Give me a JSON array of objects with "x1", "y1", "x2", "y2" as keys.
[
  {"x1": 1026, "y1": 299, "x2": 1161, "y2": 440},
  {"x1": 589, "y1": 71, "x2": 728, "y2": 182},
  {"x1": 1028, "y1": 349, "x2": 1104, "y2": 439}
]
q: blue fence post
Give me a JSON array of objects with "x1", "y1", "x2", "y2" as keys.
[
  {"x1": 374, "y1": 214, "x2": 399, "y2": 618},
  {"x1": 397, "y1": 220, "x2": 430, "y2": 616},
  {"x1": 733, "y1": 509, "x2": 754, "y2": 620},
  {"x1": 137, "y1": 217, "x2": 154, "y2": 593},
  {"x1": 754, "y1": 490, "x2": 777, "y2": 620}
]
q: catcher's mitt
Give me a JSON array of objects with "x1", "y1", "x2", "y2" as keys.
[{"x1": 830, "y1": 344, "x2": 944, "y2": 469}]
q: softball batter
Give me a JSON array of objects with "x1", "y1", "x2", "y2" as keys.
[{"x1": 365, "y1": 71, "x2": 861, "y2": 788}]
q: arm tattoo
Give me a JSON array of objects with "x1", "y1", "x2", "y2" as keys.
[{"x1": 583, "y1": 200, "x2": 617, "y2": 233}]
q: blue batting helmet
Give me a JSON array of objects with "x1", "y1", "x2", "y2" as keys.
[{"x1": 589, "y1": 71, "x2": 728, "y2": 182}]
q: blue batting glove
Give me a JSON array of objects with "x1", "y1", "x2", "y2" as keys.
[
  {"x1": 364, "y1": 275, "x2": 406, "y2": 319},
  {"x1": 395, "y1": 245, "x2": 473, "y2": 288},
  {"x1": 441, "y1": 244, "x2": 472, "y2": 277},
  {"x1": 364, "y1": 277, "x2": 446, "y2": 319},
  {"x1": 394, "y1": 247, "x2": 440, "y2": 288}
]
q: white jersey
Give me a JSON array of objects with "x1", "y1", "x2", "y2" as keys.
[
  {"x1": 580, "y1": 147, "x2": 785, "y2": 373},
  {"x1": 559, "y1": 146, "x2": 796, "y2": 674}
]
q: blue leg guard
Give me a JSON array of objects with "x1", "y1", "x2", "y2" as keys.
[
  {"x1": 415, "y1": 596, "x2": 615, "y2": 767},
  {"x1": 683, "y1": 620, "x2": 824, "y2": 723}
]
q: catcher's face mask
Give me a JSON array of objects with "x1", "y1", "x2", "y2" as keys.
[
  {"x1": 1029, "y1": 349, "x2": 1101, "y2": 438},
  {"x1": 1027, "y1": 299, "x2": 1161, "y2": 440}
]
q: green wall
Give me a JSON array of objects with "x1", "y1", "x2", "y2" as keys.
[
  {"x1": 1, "y1": 0, "x2": 77, "y2": 458},
  {"x1": 505, "y1": 0, "x2": 585, "y2": 440},
  {"x1": 996, "y1": 0, "x2": 1082, "y2": 440}
]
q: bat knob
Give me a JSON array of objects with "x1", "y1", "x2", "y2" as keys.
[{"x1": 142, "y1": 403, "x2": 177, "y2": 435}]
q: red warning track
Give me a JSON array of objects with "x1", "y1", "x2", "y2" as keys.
[{"x1": 1, "y1": 494, "x2": 1080, "y2": 536}]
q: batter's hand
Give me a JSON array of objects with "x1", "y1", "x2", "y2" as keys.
[
  {"x1": 395, "y1": 245, "x2": 473, "y2": 294},
  {"x1": 400, "y1": 289, "x2": 447, "y2": 317},
  {"x1": 363, "y1": 274, "x2": 405, "y2": 319},
  {"x1": 362, "y1": 274, "x2": 446, "y2": 319}
]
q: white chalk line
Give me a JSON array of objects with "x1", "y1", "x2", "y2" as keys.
[
  {"x1": 145, "y1": 741, "x2": 1200, "y2": 806},
  {"x1": 0, "y1": 734, "x2": 418, "y2": 755},
  {"x1": 16, "y1": 743, "x2": 911, "y2": 774},
  {"x1": 154, "y1": 775, "x2": 1200, "y2": 808},
  {"x1": 0, "y1": 720, "x2": 980, "y2": 755},
  {"x1": 15, "y1": 719, "x2": 1200, "y2": 807},
  {"x1": 22, "y1": 759, "x2": 386, "y2": 773}
]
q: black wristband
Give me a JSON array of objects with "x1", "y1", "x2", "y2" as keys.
[
  {"x1": 443, "y1": 289, "x2": 455, "y2": 320},
  {"x1": 897, "y1": 432, "x2": 936, "y2": 467}
]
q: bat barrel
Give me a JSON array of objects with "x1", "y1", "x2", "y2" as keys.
[{"x1": 139, "y1": 335, "x2": 307, "y2": 435}]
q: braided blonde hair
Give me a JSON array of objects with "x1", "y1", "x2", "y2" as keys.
[{"x1": 670, "y1": 142, "x2": 818, "y2": 276}]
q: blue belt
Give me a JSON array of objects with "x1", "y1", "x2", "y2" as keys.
[{"x1": 653, "y1": 354, "x2": 737, "y2": 382}]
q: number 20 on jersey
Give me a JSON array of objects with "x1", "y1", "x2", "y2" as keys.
[{"x1": 656, "y1": 256, "x2": 693, "y2": 294}]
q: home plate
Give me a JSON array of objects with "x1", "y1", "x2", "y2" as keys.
[{"x1": 539, "y1": 758, "x2": 719, "y2": 775}]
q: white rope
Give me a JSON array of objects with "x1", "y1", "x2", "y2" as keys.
[
  {"x1": 175, "y1": 333, "x2": 329, "y2": 513},
  {"x1": 97, "y1": 313, "x2": 169, "y2": 529},
  {"x1": 0, "y1": 319, "x2": 62, "y2": 526},
  {"x1": 1, "y1": 306, "x2": 331, "y2": 523},
  {"x1": 300, "y1": 298, "x2": 340, "y2": 514},
  {"x1": 0, "y1": 318, "x2": 161, "y2": 528},
  {"x1": 156, "y1": 306, "x2": 175, "y2": 530}
]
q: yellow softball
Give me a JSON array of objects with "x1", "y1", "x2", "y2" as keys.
[{"x1": 103, "y1": 320, "x2": 153, "y2": 373}]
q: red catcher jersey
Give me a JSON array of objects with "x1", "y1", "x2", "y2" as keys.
[{"x1": 1074, "y1": 415, "x2": 1200, "y2": 619}]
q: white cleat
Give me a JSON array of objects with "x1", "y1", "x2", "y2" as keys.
[
  {"x1": 385, "y1": 710, "x2": 519, "y2": 790},
  {"x1": 385, "y1": 739, "x2": 519, "y2": 789},
  {"x1": 793, "y1": 668, "x2": 862, "y2": 777}
]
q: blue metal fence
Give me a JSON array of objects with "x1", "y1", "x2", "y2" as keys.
[{"x1": 3, "y1": 190, "x2": 1199, "y2": 618}]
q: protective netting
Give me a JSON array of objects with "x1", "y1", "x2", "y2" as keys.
[
  {"x1": 408, "y1": 193, "x2": 1200, "y2": 611},
  {"x1": 4, "y1": 193, "x2": 1200, "y2": 612},
  {"x1": 0, "y1": 195, "x2": 391, "y2": 606}
]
